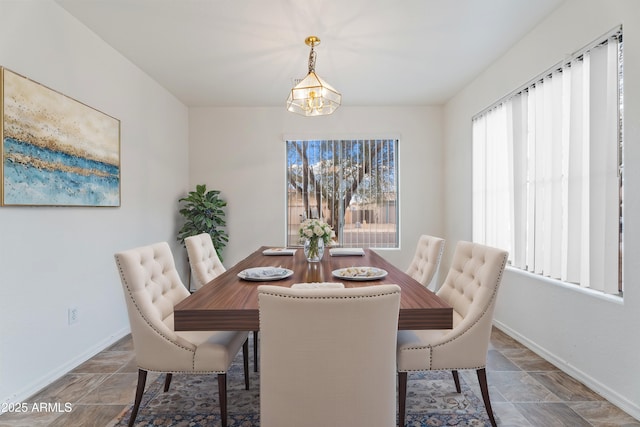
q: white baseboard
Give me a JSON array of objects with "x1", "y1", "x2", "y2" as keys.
[
  {"x1": 493, "y1": 320, "x2": 640, "y2": 421},
  {"x1": 1, "y1": 327, "x2": 130, "y2": 409}
]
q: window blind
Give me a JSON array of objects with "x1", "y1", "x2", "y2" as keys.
[{"x1": 472, "y1": 27, "x2": 623, "y2": 293}]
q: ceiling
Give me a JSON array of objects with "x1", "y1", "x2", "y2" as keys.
[{"x1": 56, "y1": 0, "x2": 565, "y2": 108}]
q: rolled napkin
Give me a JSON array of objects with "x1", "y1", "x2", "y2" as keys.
[
  {"x1": 262, "y1": 248, "x2": 297, "y2": 256},
  {"x1": 241, "y1": 267, "x2": 290, "y2": 279},
  {"x1": 291, "y1": 282, "x2": 345, "y2": 289},
  {"x1": 329, "y1": 247, "x2": 365, "y2": 256}
]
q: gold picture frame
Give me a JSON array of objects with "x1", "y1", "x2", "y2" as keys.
[{"x1": 1, "y1": 67, "x2": 120, "y2": 206}]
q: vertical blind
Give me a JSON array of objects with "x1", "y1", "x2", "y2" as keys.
[{"x1": 472, "y1": 27, "x2": 622, "y2": 293}]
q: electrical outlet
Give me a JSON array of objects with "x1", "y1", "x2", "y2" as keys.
[{"x1": 68, "y1": 307, "x2": 79, "y2": 325}]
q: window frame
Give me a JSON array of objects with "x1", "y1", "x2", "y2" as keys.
[{"x1": 285, "y1": 138, "x2": 399, "y2": 249}]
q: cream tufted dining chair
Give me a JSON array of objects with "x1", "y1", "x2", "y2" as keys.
[
  {"x1": 184, "y1": 232, "x2": 226, "y2": 291},
  {"x1": 405, "y1": 234, "x2": 445, "y2": 290},
  {"x1": 114, "y1": 241, "x2": 249, "y2": 427},
  {"x1": 258, "y1": 284, "x2": 401, "y2": 427},
  {"x1": 185, "y1": 232, "x2": 259, "y2": 372},
  {"x1": 397, "y1": 241, "x2": 508, "y2": 427}
]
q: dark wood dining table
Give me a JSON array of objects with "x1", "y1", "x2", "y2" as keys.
[{"x1": 174, "y1": 246, "x2": 453, "y2": 331}]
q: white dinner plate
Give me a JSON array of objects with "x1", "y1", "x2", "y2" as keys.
[
  {"x1": 332, "y1": 267, "x2": 388, "y2": 281},
  {"x1": 238, "y1": 267, "x2": 293, "y2": 281}
]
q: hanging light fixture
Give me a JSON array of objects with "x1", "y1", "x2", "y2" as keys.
[{"x1": 287, "y1": 36, "x2": 341, "y2": 116}]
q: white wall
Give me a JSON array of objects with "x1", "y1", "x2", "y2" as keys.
[
  {"x1": 0, "y1": 1, "x2": 189, "y2": 404},
  {"x1": 443, "y1": 0, "x2": 640, "y2": 418},
  {"x1": 188, "y1": 106, "x2": 444, "y2": 269}
]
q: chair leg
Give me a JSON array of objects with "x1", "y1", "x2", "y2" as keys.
[
  {"x1": 129, "y1": 369, "x2": 147, "y2": 427},
  {"x1": 451, "y1": 370, "x2": 461, "y2": 393},
  {"x1": 242, "y1": 338, "x2": 250, "y2": 390},
  {"x1": 398, "y1": 371, "x2": 407, "y2": 427},
  {"x1": 253, "y1": 330, "x2": 259, "y2": 372},
  {"x1": 217, "y1": 373, "x2": 228, "y2": 427},
  {"x1": 163, "y1": 373, "x2": 172, "y2": 392},
  {"x1": 476, "y1": 368, "x2": 498, "y2": 427}
]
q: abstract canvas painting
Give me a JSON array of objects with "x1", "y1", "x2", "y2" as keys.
[{"x1": 1, "y1": 67, "x2": 120, "y2": 206}]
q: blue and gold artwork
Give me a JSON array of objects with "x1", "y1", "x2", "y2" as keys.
[{"x1": 1, "y1": 68, "x2": 120, "y2": 206}]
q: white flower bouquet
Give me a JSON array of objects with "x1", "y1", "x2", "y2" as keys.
[
  {"x1": 298, "y1": 218, "x2": 334, "y2": 245},
  {"x1": 298, "y1": 218, "x2": 334, "y2": 261}
]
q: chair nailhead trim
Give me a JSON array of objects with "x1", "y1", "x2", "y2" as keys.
[{"x1": 258, "y1": 291, "x2": 401, "y2": 301}]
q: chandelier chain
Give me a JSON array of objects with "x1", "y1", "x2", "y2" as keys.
[{"x1": 308, "y1": 45, "x2": 317, "y2": 74}]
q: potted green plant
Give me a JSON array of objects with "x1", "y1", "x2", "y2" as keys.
[{"x1": 177, "y1": 184, "x2": 229, "y2": 261}]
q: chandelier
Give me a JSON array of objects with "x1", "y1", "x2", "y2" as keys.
[{"x1": 286, "y1": 36, "x2": 341, "y2": 116}]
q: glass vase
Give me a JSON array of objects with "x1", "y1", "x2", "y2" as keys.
[{"x1": 304, "y1": 237, "x2": 325, "y2": 262}]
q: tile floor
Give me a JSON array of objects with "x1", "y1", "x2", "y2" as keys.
[{"x1": 0, "y1": 327, "x2": 638, "y2": 426}]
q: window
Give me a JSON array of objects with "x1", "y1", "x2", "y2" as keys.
[
  {"x1": 472, "y1": 27, "x2": 623, "y2": 294},
  {"x1": 286, "y1": 139, "x2": 398, "y2": 248}
]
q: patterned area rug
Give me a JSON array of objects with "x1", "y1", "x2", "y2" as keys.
[{"x1": 114, "y1": 350, "x2": 491, "y2": 426}]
